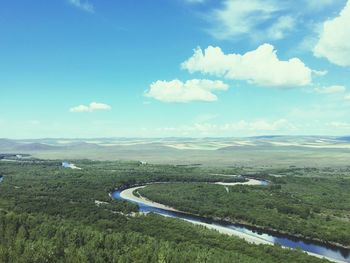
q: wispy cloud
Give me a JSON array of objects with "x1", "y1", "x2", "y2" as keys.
[
  {"x1": 68, "y1": 0, "x2": 95, "y2": 13},
  {"x1": 314, "y1": 85, "x2": 346, "y2": 94},
  {"x1": 306, "y1": 0, "x2": 336, "y2": 11},
  {"x1": 207, "y1": 0, "x2": 284, "y2": 41},
  {"x1": 70, "y1": 102, "x2": 111, "y2": 113},
  {"x1": 330, "y1": 121, "x2": 350, "y2": 128},
  {"x1": 266, "y1": 16, "x2": 296, "y2": 41},
  {"x1": 193, "y1": 0, "x2": 339, "y2": 42}
]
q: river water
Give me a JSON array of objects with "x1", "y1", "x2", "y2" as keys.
[
  {"x1": 1, "y1": 169, "x2": 346, "y2": 261},
  {"x1": 112, "y1": 183, "x2": 350, "y2": 263}
]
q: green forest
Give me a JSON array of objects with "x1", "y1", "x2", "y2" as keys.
[
  {"x1": 0, "y1": 160, "x2": 338, "y2": 262},
  {"x1": 139, "y1": 176, "x2": 350, "y2": 247}
]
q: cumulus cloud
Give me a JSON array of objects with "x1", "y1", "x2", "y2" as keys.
[
  {"x1": 314, "y1": 85, "x2": 346, "y2": 94},
  {"x1": 68, "y1": 0, "x2": 95, "y2": 13},
  {"x1": 70, "y1": 102, "x2": 111, "y2": 112},
  {"x1": 144, "y1": 79, "x2": 228, "y2": 103},
  {"x1": 182, "y1": 44, "x2": 312, "y2": 88},
  {"x1": 314, "y1": 1, "x2": 350, "y2": 66},
  {"x1": 70, "y1": 105, "x2": 90, "y2": 113}
]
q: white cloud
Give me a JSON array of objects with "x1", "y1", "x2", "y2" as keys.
[
  {"x1": 182, "y1": 44, "x2": 312, "y2": 88},
  {"x1": 314, "y1": 85, "x2": 346, "y2": 94},
  {"x1": 144, "y1": 79, "x2": 228, "y2": 103},
  {"x1": 70, "y1": 105, "x2": 90, "y2": 113},
  {"x1": 330, "y1": 121, "x2": 350, "y2": 129},
  {"x1": 312, "y1": 69, "x2": 328, "y2": 76},
  {"x1": 194, "y1": 0, "x2": 340, "y2": 42},
  {"x1": 207, "y1": 0, "x2": 286, "y2": 40},
  {"x1": 306, "y1": 0, "x2": 336, "y2": 11},
  {"x1": 314, "y1": 1, "x2": 350, "y2": 66},
  {"x1": 89, "y1": 102, "x2": 111, "y2": 111},
  {"x1": 70, "y1": 102, "x2": 111, "y2": 112},
  {"x1": 344, "y1": 94, "x2": 350, "y2": 101},
  {"x1": 68, "y1": 0, "x2": 95, "y2": 13},
  {"x1": 266, "y1": 16, "x2": 296, "y2": 40}
]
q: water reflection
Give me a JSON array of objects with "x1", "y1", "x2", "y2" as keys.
[{"x1": 112, "y1": 190, "x2": 350, "y2": 262}]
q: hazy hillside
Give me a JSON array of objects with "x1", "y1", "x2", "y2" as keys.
[{"x1": 2, "y1": 136, "x2": 350, "y2": 167}]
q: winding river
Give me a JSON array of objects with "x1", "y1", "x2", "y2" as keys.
[
  {"x1": 1, "y1": 172, "x2": 348, "y2": 262},
  {"x1": 112, "y1": 179, "x2": 350, "y2": 263}
]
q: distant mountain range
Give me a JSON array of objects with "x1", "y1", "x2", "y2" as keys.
[
  {"x1": 2, "y1": 136, "x2": 349, "y2": 150},
  {"x1": 1, "y1": 136, "x2": 350, "y2": 166}
]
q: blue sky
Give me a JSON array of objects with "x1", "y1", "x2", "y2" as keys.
[{"x1": 1, "y1": 0, "x2": 350, "y2": 138}]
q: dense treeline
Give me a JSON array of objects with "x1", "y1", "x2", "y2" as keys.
[
  {"x1": 0, "y1": 161, "x2": 244, "y2": 219},
  {"x1": 0, "y1": 211, "x2": 260, "y2": 263},
  {"x1": 0, "y1": 161, "x2": 333, "y2": 262},
  {"x1": 0, "y1": 211, "x2": 328, "y2": 263},
  {"x1": 139, "y1": 177, "x2": 350, "y2": 246}
]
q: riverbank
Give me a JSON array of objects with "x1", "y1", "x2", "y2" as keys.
[
  {"x1": 120, "y1": 186, "x2": 181, "y2": 213},
  {"x1": 120, "y1": 185, "x2": 273, "y2": 246},
  {"x1": 214, "y1": 178, "x2": 264, "y2": 186},
  {"x1": 135, "y1": 180, "x2": 350, "y2": 252},
  {"x1": 120, "y1": 179, "x2": 266, "y2": 214},
  {"x1": 117, "y1": 181, "x2": 349, "y2": 263}
]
